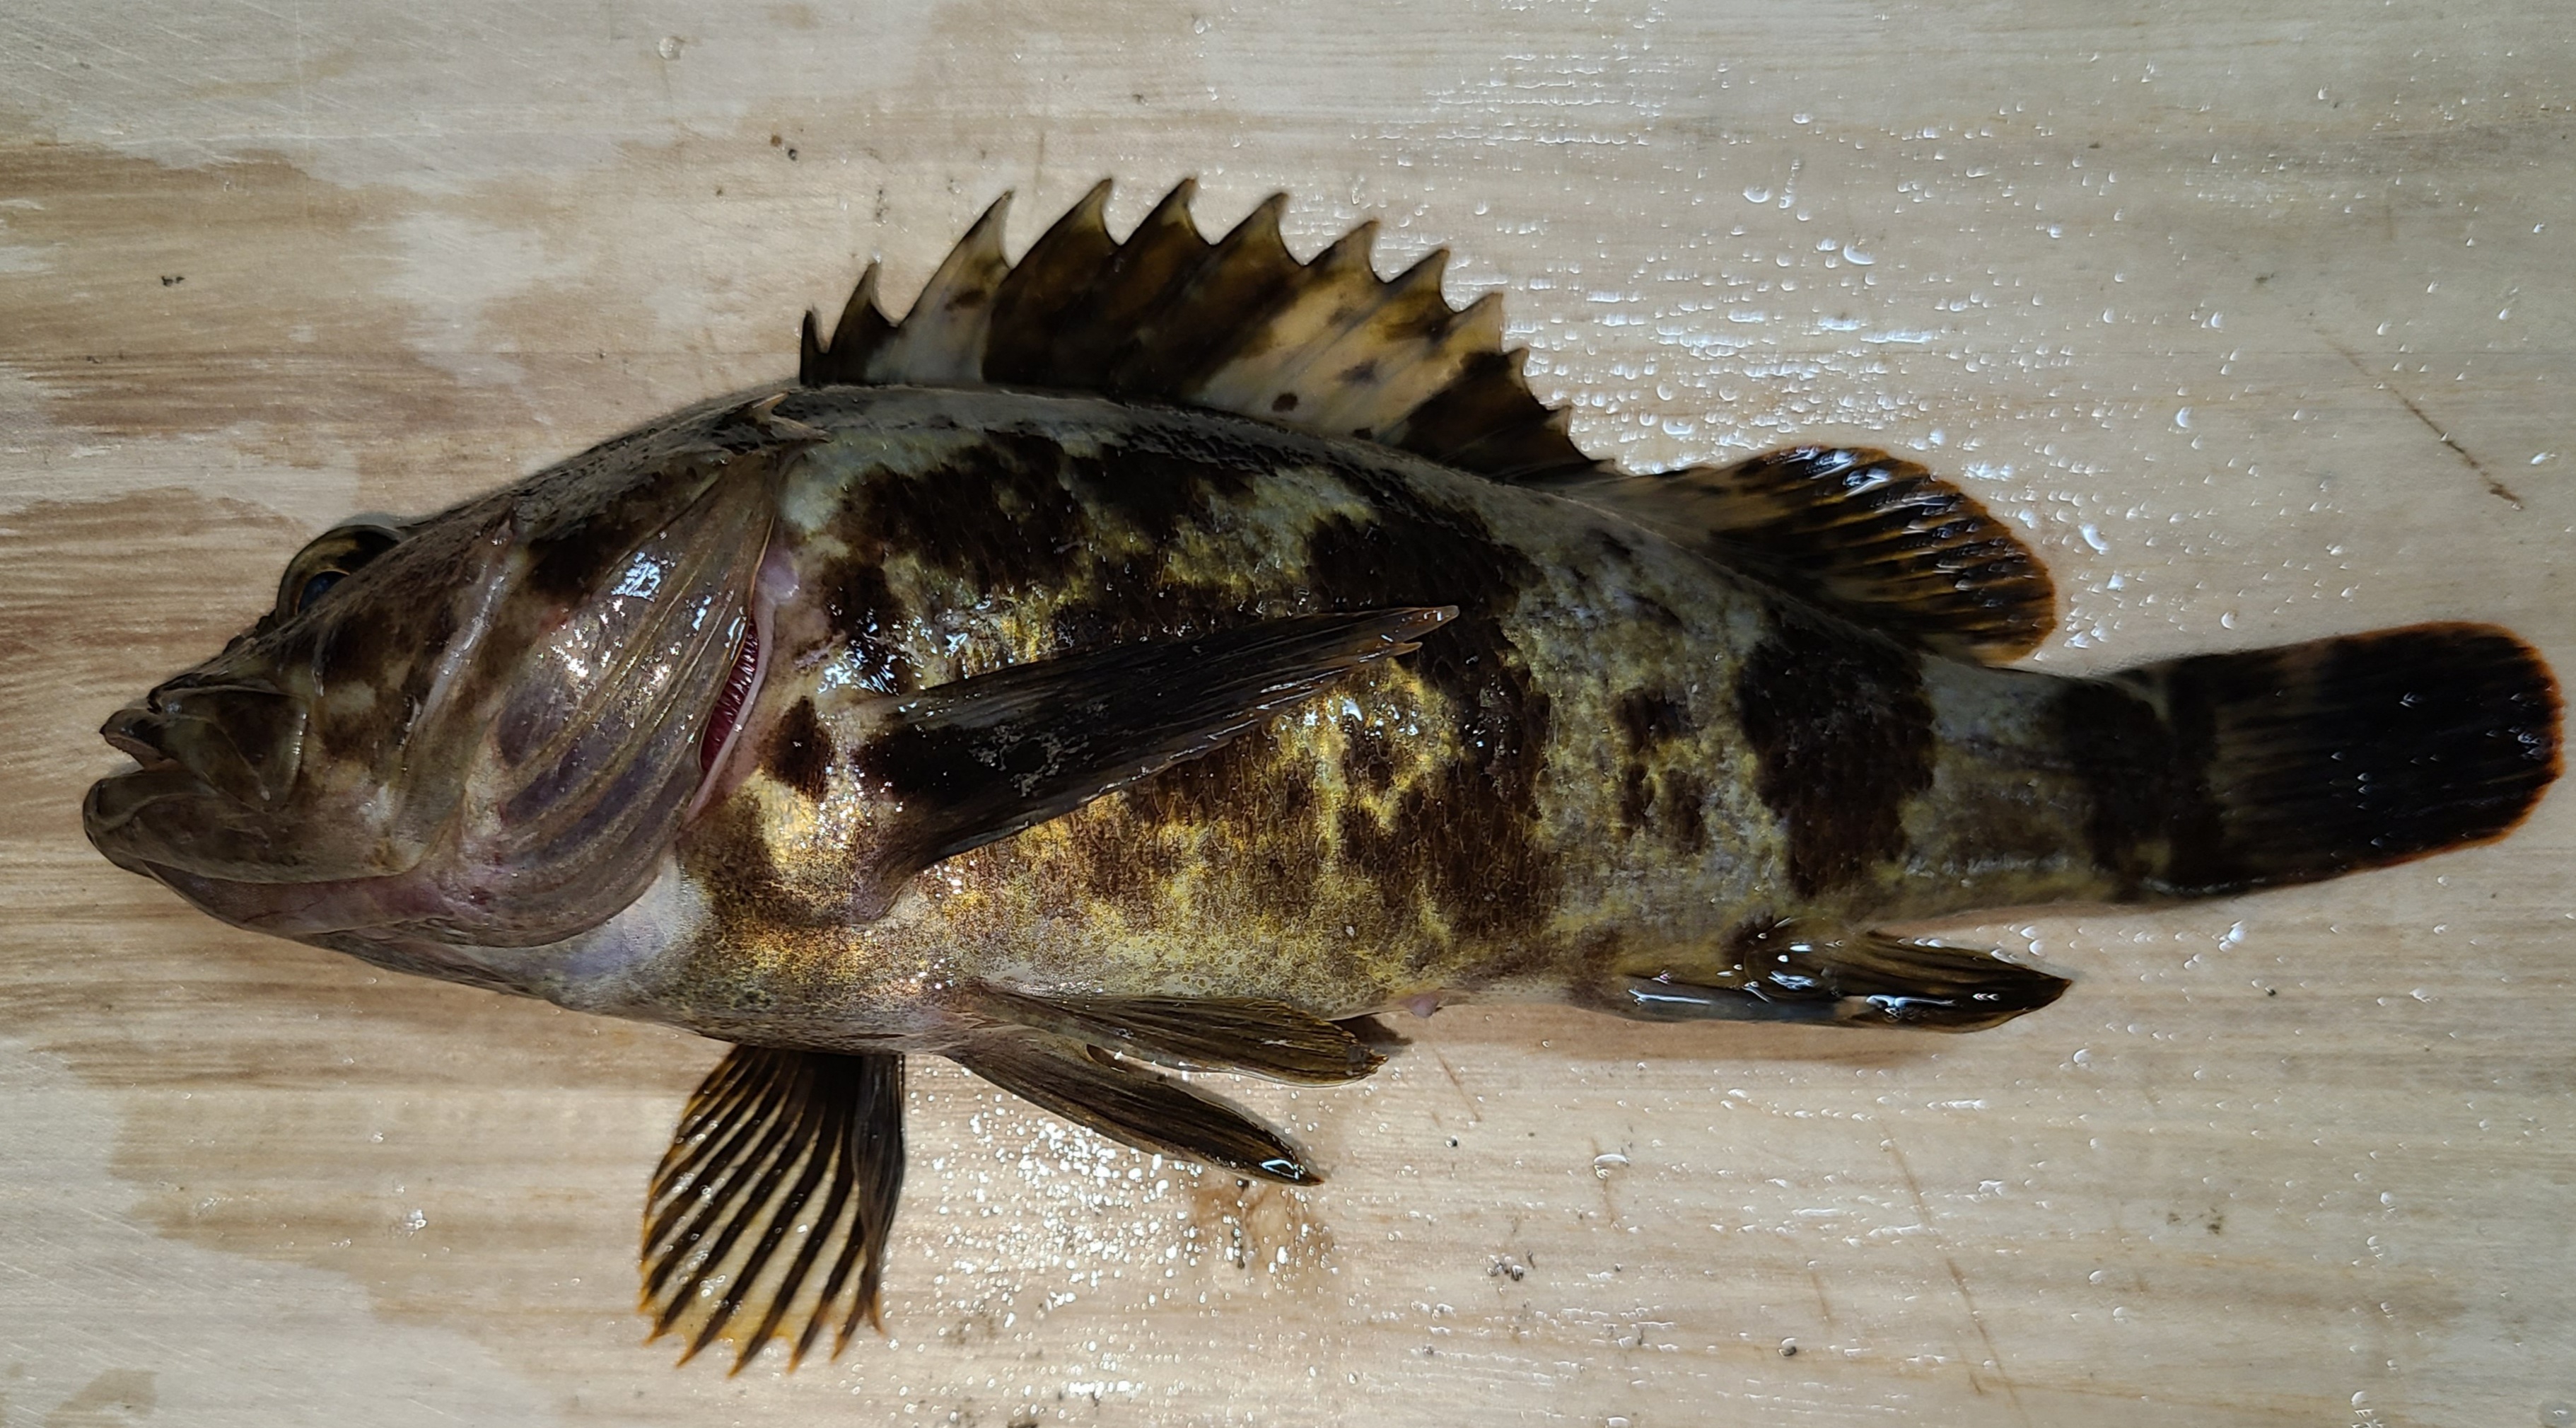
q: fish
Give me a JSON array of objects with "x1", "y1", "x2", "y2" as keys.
[{"x1": 83, "y1": 179, "x2": 2562, "y2": 1371}]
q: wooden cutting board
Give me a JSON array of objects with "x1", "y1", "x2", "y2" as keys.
[{"x1": 3, "y1": 3, "x2": 2568, "y2": 1424}]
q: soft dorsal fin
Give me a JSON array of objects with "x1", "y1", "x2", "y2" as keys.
[
  {"x1": 1544, "y1": 447, "x2": 2057, "y2": 663},
  {"x1": 798, "y1": 179, "x2": 1597, "y2": 482}
]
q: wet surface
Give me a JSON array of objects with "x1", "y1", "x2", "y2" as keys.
[{"x1": 2, "y1": 1, "x2": 2572, "y2": 1424}]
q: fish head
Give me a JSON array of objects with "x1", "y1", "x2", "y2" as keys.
[{"x1": 83, "y1": 393, "x2": 817, "y2": 965}]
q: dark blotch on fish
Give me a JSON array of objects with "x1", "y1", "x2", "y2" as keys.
[
  {"x1": 2050, "y1": 677, "x2": 2174, "y2": 893},
  {"x1": 1076, "y1": 443, "x2": 1254, "y2": 545},
  {"x1": 813, "y1": 556, "x2": 914, "y2": 692},
  {"x1": 856, "y1": 431, "x2": 1089, "y2": 591},
  {"x1": 764, "y1": 696, "x2": 836, "y2": 802},
  {"x1": 1735, "y1": 617, "x2": 1935, "y2": 897},
  {"x1": 1614, "y1": 689, "x2": 1691, "y2": 750},
  {"x1": 1612, "y1": 690, "x2": 1704, "y2": 847},
  {"x1": 1302, "y1": 487, "x2": 1557, "y2": 944}
]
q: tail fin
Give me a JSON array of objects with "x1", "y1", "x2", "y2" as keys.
[{"x1": 2059, "y1": 622, "x2": 2560, "y2": 898}]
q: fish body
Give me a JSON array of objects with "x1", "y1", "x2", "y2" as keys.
[
  {"x1": 556, "y1": 385, "x2": 2104, "y2": 1045},
  {"x1": 82, "y1": 182, "x2": 2562, "y2": 1369}
]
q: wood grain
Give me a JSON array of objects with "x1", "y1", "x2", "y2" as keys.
[{"x1": 2, "y1": 3, "x2": 2569, "y2": 1425}]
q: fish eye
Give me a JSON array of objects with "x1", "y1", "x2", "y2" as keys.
[{"x1": 276, "y1": 523, "x2": 407, "y2": 619}]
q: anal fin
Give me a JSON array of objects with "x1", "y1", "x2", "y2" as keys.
[
  {"x1": 1549, "y1": 446, "x2": 2056, "y2": 663},
  {"x1": 641, "y1": 1046, "x2": 904, "y2": 1372},
  {"x1": 1622, "y1": 924, "x2": 2068, "y2": 1033},
  {"x1": 949, "y1": 1033, "x2": 1320, "y2": 1185}
]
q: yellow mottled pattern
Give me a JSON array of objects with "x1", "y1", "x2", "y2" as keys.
[{"x1": 641, "y1": 390, "x2": 2121, "y2": 1038}]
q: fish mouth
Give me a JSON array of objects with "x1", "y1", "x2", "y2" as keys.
[
  {"x1": 86, "y1": 672, "x2": 315, "y2": 883},
  {"x1": 81, "y1": 758, "x2": 297, "y2": 886},
  {"x1": 99, "y1": 675, "x2": 307, "y2": 809}
]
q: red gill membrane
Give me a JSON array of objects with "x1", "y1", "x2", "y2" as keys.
[{"x1": 699, "y1": 626, "x2": 761, "y2": 776}]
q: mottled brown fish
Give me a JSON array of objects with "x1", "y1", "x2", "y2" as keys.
[{"x1": 83, "y1": 180, "x2": 2561, "y2": 1371}]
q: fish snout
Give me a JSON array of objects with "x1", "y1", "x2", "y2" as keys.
[{"x1": 101, "y1": 678, "x2": 308, "y2": 808}]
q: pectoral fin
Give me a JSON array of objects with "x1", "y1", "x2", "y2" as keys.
[
  {"x1": 857, "y1": 607, "x2": 1451, "y2": 902},
  {"x1": 964, "y1": 987, "x2": 1387, "y2": 1084},
  {"x1": 641, "y1": 1046, "x2": 904, "y2": 1373},
  {"x1": 1622, "y1": 925, "x2": 2069, "y2": 1032},
  {"x1": 948, "y1": 1033, "x2": 1319, "y2": 1185}
]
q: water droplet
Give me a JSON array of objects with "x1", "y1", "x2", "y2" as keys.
[
  {"x1": 1742, "y1": 185, "x2": 1772, "y2": 204},
  {"x1": 656, "y1": 35, "x2": 683, "y2": 60},
  {"x1": 1592, "y1": 1152, "x2": 1631, "y2": 1178},
  {"x1": 2537, "y1": 1401, "x2": 2574, "y2": 1428},
  {"x1": 400, "y1": 1208, "x2": 427, "y2": 1232}
]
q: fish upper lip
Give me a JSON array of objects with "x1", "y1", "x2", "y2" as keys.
[
  {"x1": 100, "y1": 705, "x2": 183, "y2": 771},
  {"x1": 98, "y1": 679, "x2": 305, "y2": 809}
]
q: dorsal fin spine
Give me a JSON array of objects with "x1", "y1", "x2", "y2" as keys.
[
  {"x1": 1105, "y1": 191, "x2": 1295, "y2": 393},
  {"x1": 803, "y1": 263, "x2": 890, "y2": 387},
  {"x1": 980, "y1": 180, "x2": 1119, "y2": 384},
  {"x1": 866, "y1": 193, "x2": 1013, "y2": 383}
]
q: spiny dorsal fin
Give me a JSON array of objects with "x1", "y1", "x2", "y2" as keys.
[
  {"x1": 641, "y1": 1046, "x2": 904, "y2": 1373},
  {"x1": 798, "y1": 180, "x2": 1599, "y2": 482},
  {"x1": 800, "y1": 262, "x2": 892, "y2": 388},
  {"x1": 1546, "y1": 447, "x2": 2057, "y2": 663}
]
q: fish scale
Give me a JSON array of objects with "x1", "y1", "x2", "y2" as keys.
[{"x1": 83, "y1": 180, "x2": 2561, "y2": 1372}]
